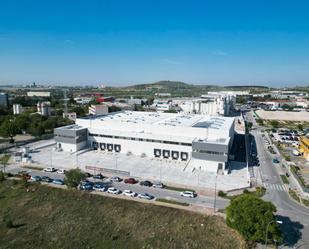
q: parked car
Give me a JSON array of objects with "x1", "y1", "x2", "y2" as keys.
[
  {"x1": 41, "y1": 176, "x2": 53, "y2": 182},
  {"x1": 57, "y1": 169, "x2": 66, "y2": 174},
  {"x1": 110, "y1": 176, "x2": 122, "y2": 182},
  {"x1": 107, "y1": 187, "x2": 121, "y2": 194},
  {"x1": 84, "y1": 172, "x2": 93, "y2": 178},
  {"x1": 17, "y1": 172, "x2": 31, "y2": 180},
  {"x1": 30, "y1": 175, "x2": 42, "y2": 182},
  {"x1": 138, "y1": 193, "x2": 154, "y2": 200},
  {"x1": 152, "y1": 182, "x2": 165, "y2": 188},
  {"x1": 93, "y1": 174, "x2": 104, "y2": 180},
  {"x1": 52, "y1": 179, "x2": 64, "y2": 185},
  {"x1": 140, "y1": 180, "x2": 152, "y2": 187},
  {"x1": 80, "y1": 181, "x2": 94, "y2": 190},
  {"x1": 180, "y1": 191, "x2": 197, "y2": 198},
  {"x1": 93, "y1": 182, "x2": 106, "y2": 192},
  {"x1": 123, "y1": 190, "x2": 136, "y2": 197},
  {"x1": 272, "y1": 158, "x2": 280, "y2": 164},
  {"x1": 43, "y1": 167, "x2": 56, "y2": 172},
  {"x1": 124, "y1": 178, "x2": 138, "y2": 184}
]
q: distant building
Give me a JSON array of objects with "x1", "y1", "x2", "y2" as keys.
[
  {"x1": 127, "y1": 96, "x2": 144, "y2": 106},
  {"x1": 13, "y1": 104, "x2": 23, "y2": 115},
  {"x1": 96, "y1": 96, "x2": 113, "y2": 103},
  {"x1": 176, "y1": 92, "x2": 235, "y2": 117},
  {"x1": 63, "y1": 112, "x2": 77, "y2": 121},
  {"x1": 153, "y1": 100, "x2": 171, "y2": 111},
  {"x1": 74, "y1": 97, "x2": 93, "y2": 105},
  {"x1": 27, "y1": 91, "x2": 51, "y2": 97},
  {"x1": 89, "y1": 104, "x2": 109, "y2": 115},
  {"x1": 155, "y1": 93, "x2": 171, "y2": 97},
  {"x1": 37, "y1": 101, "x2": 51, "y2": 116},
  {"x1": 0, "y1": 93, "x2": 8, "y2": 107}
]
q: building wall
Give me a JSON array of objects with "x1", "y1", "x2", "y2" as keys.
[
  {"x1": 27, "y1": 91, "x2": 50, "y2": 97},
  {"x1": 88, "y1": 135, "x2": 192, "y2": 161},
  {"x1": 0, "y1": 93, "x2": 8, "y2": 107}
]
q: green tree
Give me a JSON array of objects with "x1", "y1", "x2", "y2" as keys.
[
  {"x1": 71, "y1": 106, "x2": 86, "y2": 116},
  {"x1": 0, "y1": 119, "x2": 19, "y2": 142},
  {"x1": 64, "y1": 168, "x2": 85, "y2": 188},
  {"x1": 226, "y1": 194, "x2": 282, "y2": 243},
  {"x1": 15, "y1": 114, "x2": 30, "y2": 131}
]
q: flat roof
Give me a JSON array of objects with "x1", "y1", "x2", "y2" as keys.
[{"x1": 76, "y1": 111, "x2": 235, "y2": 144}]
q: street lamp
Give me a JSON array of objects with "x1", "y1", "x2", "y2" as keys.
[{"x1": 265, "y1": 220, "x2": 283, "y2": 249}]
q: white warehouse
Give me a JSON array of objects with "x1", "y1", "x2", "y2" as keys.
[{"x1": 54, "y1": 111, "x2": 235, "y2": 173}]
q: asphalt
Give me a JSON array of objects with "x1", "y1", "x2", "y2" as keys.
[
  {"x1": 246, "y1": 111, "x2": 309, "y2": 249},
  {"x1": 4, "y1": 165, "x2": 230, "y2": 211}
]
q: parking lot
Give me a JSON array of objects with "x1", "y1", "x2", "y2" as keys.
[
  {"x1": 7, "y1": 166, "x2": 230, "y2": 210},
  {"x1": 14, "y1": 139, "x2": 250, "y2": 192}
]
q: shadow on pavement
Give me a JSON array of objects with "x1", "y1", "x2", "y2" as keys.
[{"x1": 277, "y1": 214, "x2": 303, "y2": 247}]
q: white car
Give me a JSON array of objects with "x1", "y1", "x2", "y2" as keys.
[
  {"x1": 123, "y1": 190, "x2": 136, "y2": 197},
  {"x1": 57, "y1": 169, "x2": 66, "y2": 174},
  {"x1": 43, "y1": 167, "x2": 56, "y2": 172},
  {"x1": 153, "y1": 182, "x2": 165, "y2": 188},
  {"x1": 107, "y1": 187, "x2": 121, "y2": 195},
  {"x1": 180, "y1": 191, "x2": 197, "y2": 198},
  {"x1": 138, "y1": 193, "x2": 154, "y2": 200}
]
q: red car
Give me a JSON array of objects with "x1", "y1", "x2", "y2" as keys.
[{"x1": 124, "y1": 178, "x2": 138, "y2": 184}]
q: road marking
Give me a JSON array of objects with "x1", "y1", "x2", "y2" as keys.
[{"x1": 263, "y1": 183, "x2": 285, "y2": 192}]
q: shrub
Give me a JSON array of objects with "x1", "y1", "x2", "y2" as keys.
[{"x1": 218, "y1": 190, "x2": 227, "y2": 197}]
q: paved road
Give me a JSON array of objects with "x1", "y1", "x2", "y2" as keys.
[
  {"x1": 4, "y1": 165, "x2": 229, "y2": 210},
  {"x1": 247, "y1": 111, "x2": 309, "y2": 248}
]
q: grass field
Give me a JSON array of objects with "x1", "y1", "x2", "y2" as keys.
[{"x1": 0, "y1": 180, "x2": 246, "y2": 249}]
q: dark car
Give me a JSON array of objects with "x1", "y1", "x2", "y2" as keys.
[
  {"x1": 140, "y1": 180, "x2": 152, "y2": 187},
  {"x1": 84, "y1": 172, "x2": 93, "y2": 178},
  {"x1": 124, "y1": 178, "x2": 138, "y2": 184},
  {"x1": 79, "y1": 181, "x2": 94, "y2": 190},
  {"x1": 41, "y1": 176, "x2": 53, "y2": 182},
  {"x1": 92, "y1": 174, "x2": 104, "y2": 180}
]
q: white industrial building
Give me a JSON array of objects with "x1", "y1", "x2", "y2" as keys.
[
  {"x1": 174, "y1": 92, "x2": 235, "y2": 116},
  {"x1": 54, "y1": 111, "x2": 235, "y2": 173},
  {"x1": 27, "y1": 91, "x2": 51, "y2": 97}
]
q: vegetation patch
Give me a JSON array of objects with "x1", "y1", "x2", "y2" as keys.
[
  {"x1": 0, "y1": 179, "x2": 246, "y2": 249},
  {"x1": 165, "y1": 185, "x2": 195, "y2": 193},
  {"x1": 156, "y1": 198, "x2": 190, "y2": 206},
  {"x1": 302, "y1": 198, "x2": 309, "y2": 207},
  {"x1": 22, "y1": 165, "x2": 44, "y2": 171},
  {"x1": 289, "y1": 189, "x2": 300, "y2": 203},
  {"x1": 280, "y1": 175, "x2": 289, "y2": 184}
]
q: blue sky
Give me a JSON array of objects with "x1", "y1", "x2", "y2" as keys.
[{"x1": 0, "y1": 0, "x2": 309, "y2": 87}]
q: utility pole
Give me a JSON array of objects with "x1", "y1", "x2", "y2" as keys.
[{"x1": 214, "y1": 174, "x2": 218, "y2": 213}]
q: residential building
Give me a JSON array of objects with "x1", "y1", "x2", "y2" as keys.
[
  {"x1": 37, "y1": 101, "x2": 51, "y2": 116},
  {"x1": 89, "y1": 104, "x2": 109, "y2": 115},
  {"x1": 13, "y1": 104, "x2": 23, "y2": 115}
]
